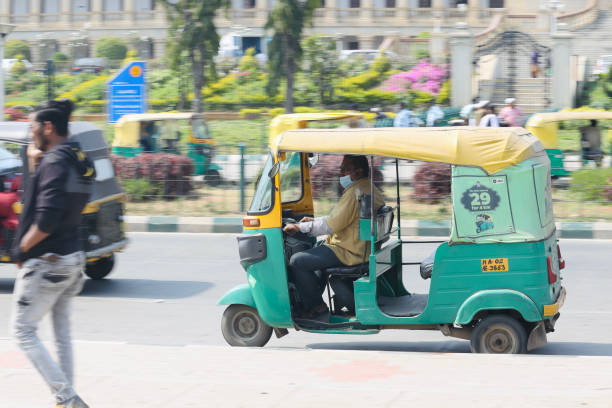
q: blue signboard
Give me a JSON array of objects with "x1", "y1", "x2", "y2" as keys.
[{"x1": 107, "y1": 61, "x2": 147, "y2": 123}]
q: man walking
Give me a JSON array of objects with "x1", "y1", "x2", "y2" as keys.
[{"x1": 11, "y1": 100, "x2": 95, "y2": 408}]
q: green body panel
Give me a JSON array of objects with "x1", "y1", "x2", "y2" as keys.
[
  {"x1": 355, "y1": 236, "x2": 558, "y2": 326},
  {"x1": 454, "y1": 289, "x2": 541, "y2": 324},
  {"x1": 217, "y1": 283, "x2": 256, "y2": 308},
  {"x1": 186, "y1": 143, "x2": 216, "y2": 175},
  {"x1": 236, "y1": 228, "x2": 294, "y2": 328},
  {"x1": 112, "y1": 146, "x2": 142, "y2": 157},
  {"x1": 546, "y1": 149, "x2": 569, "y2": 176}
]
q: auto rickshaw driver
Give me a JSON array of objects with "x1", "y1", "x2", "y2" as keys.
[{"x1": 283, "y1": 155, "x2": 384, "y2": 318}]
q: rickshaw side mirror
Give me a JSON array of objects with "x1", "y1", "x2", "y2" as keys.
[
  {"x1": 308, "y1": 153, "x2": 319, "y2": 167},
  {"x1": 268, "y1": 161, "x2": 280, "y2": 178}
]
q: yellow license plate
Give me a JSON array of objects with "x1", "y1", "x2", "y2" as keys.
[{"x1": 481, "y1": 258, "x2": 509, "y2": 272}]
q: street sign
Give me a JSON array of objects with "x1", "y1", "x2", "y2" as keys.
[{"x1": 107, "y1": 61, "x2": 146, "y2": 123}]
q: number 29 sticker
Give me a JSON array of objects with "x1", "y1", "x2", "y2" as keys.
[{"x1": 481, "y1": 258, "x2": 509, "y2": 272}]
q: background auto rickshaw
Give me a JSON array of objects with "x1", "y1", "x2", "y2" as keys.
[
  {"x1": 112, "y1": 112, "x2": 222, "y2": 184},
  {"x1": 219, "y1": 127, "x2": 565, "y2": 354},
  {"x1": 525, "y1": 111, "x2": 612, "y2": 177},
  {"x1": 0, "y1": 122, "x2": 128, "y2": 280},
  {"x1": 268, "y1": 112, "x2": 364, "y2": 145}
]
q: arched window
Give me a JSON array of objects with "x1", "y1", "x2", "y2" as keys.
[
  {"x1": 103, "y1": 0, "x2": 123, "y2": 12},
  {"x1": 43, "y1": 0, "x2": 61, "y2": 13},
  {"x1": 73, "y1": 0, "x2": 91, "y2": 13}
]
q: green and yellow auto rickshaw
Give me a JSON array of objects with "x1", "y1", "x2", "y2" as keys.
[
  {"x1": 218, "y1": 127, "x2": 566, "y2": 354},
  {"x1": 112, "y1": 113, "x2": 222, "y2": 183},
  {"x1": 526, "y1": 111, "x2": 612, "y2": 176}
]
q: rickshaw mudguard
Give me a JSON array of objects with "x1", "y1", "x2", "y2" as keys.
[
  {"x1": 454, "y1": 289, "x2": 543, "y2": 326},
  {"x1": 220, "y1": 228, "x2": 294, "y2": 328},
  {"x1": 217, "y1": 283, "x2": 256, "y2": 309}
]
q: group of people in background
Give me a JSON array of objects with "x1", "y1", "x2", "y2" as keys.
[{"x1": 460, "y1": 98, "x2": 525, "y2": 128}]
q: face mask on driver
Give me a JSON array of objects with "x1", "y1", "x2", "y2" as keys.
[{"x1": 339, "y1": 175, "x2": 353, "y2": 189}]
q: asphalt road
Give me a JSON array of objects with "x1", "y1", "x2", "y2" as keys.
[{"x1": 0, "y1": 233, "x2": 611, "y2": 356}]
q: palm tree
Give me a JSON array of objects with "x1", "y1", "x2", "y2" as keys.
[{"x1": 265, "y1": 0, "x2": 320, "y2": 113}]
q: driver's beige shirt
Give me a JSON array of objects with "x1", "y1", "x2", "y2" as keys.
[{"x1": 325, "y1": 178, "x2": 385, "y2": 266}]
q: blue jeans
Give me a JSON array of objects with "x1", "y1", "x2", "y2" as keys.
[
  {"x1": 11, "y1": 252, "x2": 85, "y2": 403},
  {"x1": 288, "y1": 245, "x2": 342, "y2": 312}
]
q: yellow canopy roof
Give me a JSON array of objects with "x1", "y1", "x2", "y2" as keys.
[
  {"x1": 526, "y1": 111, "x2": 612, "y2": 127},
  {"x1": 275, "y1": 127, "x2": 545, "y2": 175},
  {"x1": 113, "y1": 112, "x2": 205, "y2": 147},
  {"x1": 269, "y1": 112, "x2": 363, "y2": 144}
]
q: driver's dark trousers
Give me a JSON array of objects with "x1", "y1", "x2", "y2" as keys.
[{"x1": 289, "y1": 245, "x2": 353, "y2": 313}]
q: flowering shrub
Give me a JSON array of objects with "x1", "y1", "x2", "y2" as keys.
[
  {"x1": 4, "y1": 107, "x2": 27, "y2": 121},
  {"x1": 380, "y1": 60, "x2": 448, "y2": 96},
  {"x1": 412, "y1": 163, "x2": 451, "y2": 203},
  {"x1": 111, "y1": 153, "x2": 194, "y2": 200}
]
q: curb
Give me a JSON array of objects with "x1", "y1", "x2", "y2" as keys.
[{"x1": 123, "y1": 216, "x2": 612, "y2": 239}]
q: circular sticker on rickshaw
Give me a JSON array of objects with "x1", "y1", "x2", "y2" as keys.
[
  {"x1": 461, "y1": 182, "x2": 501, "y2": 212},
  {"x1": 129, "y1": 65, "x2": 143, "y2": 78}
]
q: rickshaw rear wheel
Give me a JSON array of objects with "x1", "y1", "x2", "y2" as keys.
[
  {"x1": 204, "y1": 169, "x2": 222, "y2": 187},
  {"x1": 85, "y1": 254, "x2": 115, "y2": 280},
  {"x1": 470, "y1": 315, "x2": 527, "y2": 354},
  {"x1": 221, "y1": 305, "x2": 272, "y2": 347}
]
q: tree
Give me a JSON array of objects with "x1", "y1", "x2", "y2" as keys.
[
  {"x1": 302, "y1": 35, "x2": 338, "y2": 106},
  {"x1": 160, "y1": 0, "x2": 229, "y2": 113},
  {"x1": 95, "y1": 38, "x2": 128, "y2": 61},
  {"x1": 265, "y1": 0, "x2": 320, "y2": 113},
  {"x1": 5, "y1": 40, "x2": 31, "y2": 60}
]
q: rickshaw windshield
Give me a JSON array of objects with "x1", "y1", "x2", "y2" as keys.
[
  {"x1": 193, "y1": 119, "x2": 211, "y2": 139},
  {"x1": 249, "y1": 155, "x2": 274, "y2": 214}
]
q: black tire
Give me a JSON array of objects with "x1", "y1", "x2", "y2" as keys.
[
  {"x1": 204, "y1": 169, "x2": 222, "y2": 187},
  {"x1": 470, "y1": 314, "x2": 528, "y2": 354},
  {"x1": 85, "y1": 254, "x2": 115, "y2": 280},
  {"x1": 221, "y1": 305, "x2": 272, "y2": 347}
]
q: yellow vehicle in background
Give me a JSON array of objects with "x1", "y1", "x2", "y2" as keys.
[
  {"x1": 268, "y1": 112, "x2": 364, "y2": 145},
  {"x1": 526, "y1": 111, "x2": 612, "y2": 176}
]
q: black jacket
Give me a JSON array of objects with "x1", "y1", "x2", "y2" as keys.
[{"x1": 13, "y1": 140, "x2": 95, "y2": 262}]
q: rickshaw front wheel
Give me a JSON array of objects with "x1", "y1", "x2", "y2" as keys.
[
  {"x1": 221, "y1": 305, "x2": 273, "y2": 347},
  {"x1": 470, "y1": 315, "x2": 527, "y2": 354}
]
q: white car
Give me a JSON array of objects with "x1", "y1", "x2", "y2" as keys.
[
  {"x1": 339, "y1": 49, "x2": 396, "y2": 61},
  {"x1": 592, "y1": 55, "x2": 612, "y2": 75}
]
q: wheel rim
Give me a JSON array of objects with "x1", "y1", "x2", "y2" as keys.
[
  {"x1": 232, "y1": 310, "x2": 260, "y2": 339},
  {"x1": 482, "y1": 325, "x2": 517, "y2": 353}
]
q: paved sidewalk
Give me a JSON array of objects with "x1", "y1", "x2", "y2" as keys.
[
  {"x1": 125, "y1": 216, "x2": 612, "y2": 239},
  {"x1": 1, "y1": 339, "x2": 612, "y2": 408}
]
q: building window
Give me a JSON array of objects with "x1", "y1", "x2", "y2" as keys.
[
  {"x1": 103, "y1": 0, "x2": 123, "y2": 12},
  {"x1": 135, "y1": 0, "x2": 154, "y2": 10},
  {"x1": 73, "y1": 0, "x2": 91, "y2": 13},
  {"x1": 244, "y1": 0, "x2": 256, "y2": 8},
  {"x1": 350, "y1": 0, "x2": 360, "y2": 8},
  {"x1": 489, "y1": 0, "x2": 504, "y2": 7},
  {"x1": 418, "y1": 0, "x2": 431, "y2": 7},
  {"x1": 385, "y1": 0, "x2": 396, "y2": 7},
  {"x1": 453, "y1": 0, "x2": 467, "y2": 6},
  {"x1": 319, "y1": 0, "x2": 325, "y2": 7},
  {"x1": 11, "y1": 0, "x2": 29, "y2": 14},
  {"x1": 348, "y1": 41, "x2": 359, "y2": 50},
  {"x1": 43, "y1": 0, "x2": 61, "y2": 13}
]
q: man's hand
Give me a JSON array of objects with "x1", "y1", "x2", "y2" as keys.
[
  {"x1": 27, "y1": 143, "x2": 43, "y2": 172},
  {"x1": 283, "y1": 224, "x2": 300, "y2": 236},
  {"x1": 19, "y1": 225, "x2": 49, "y2": 254},
  {"x1": 299, "y1": 216, "x2": 314, "y2": 223}
]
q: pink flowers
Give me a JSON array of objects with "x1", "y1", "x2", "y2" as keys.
[{"x1": 380, "y1": 60, "x2": 449, "y2": 95}]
